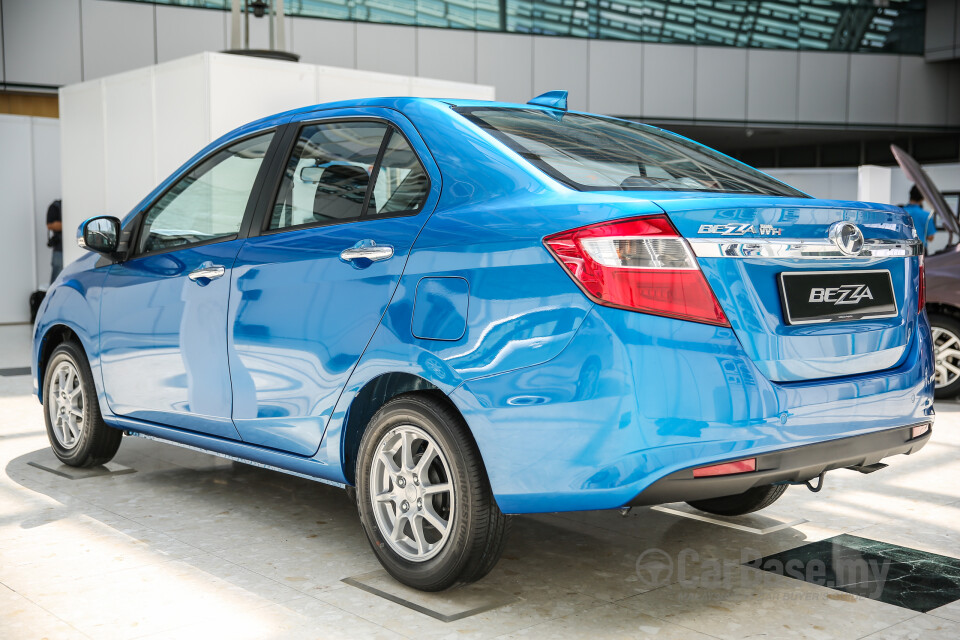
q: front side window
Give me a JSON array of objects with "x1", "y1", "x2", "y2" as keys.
[
  {"x1": 138, "y1": 132, "x2": 274, "y2": 254},
  {"x1": 455, "y1": 107, "x2": 805, "y2": 197}
]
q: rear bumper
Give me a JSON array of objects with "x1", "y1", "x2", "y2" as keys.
[
  {"x1": 452, "y1": 303, "x2": 935, "y2": 515},
  {"x1": 629, "y1": 422, "x2": 932, "y2": 506}
]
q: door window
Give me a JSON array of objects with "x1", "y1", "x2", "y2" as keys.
[
  {"x1": 138, "y1": 132, "x2": 274, "y2": 254},
  {"x1": 369, "y1": 130, "x2": 430, "y2": 216},
  {"x1": 269, "y1": 122, "x2": 388, "y2": 231}
]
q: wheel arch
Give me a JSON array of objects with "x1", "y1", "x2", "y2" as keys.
[
  {"x1": 36, "y1": 324, "x2": 83, "y2": 402},
  {"x1": 340, "y1": 372, "x2": 474, "y2": 485},
  {"x1": 927, "y1": 302, "x2": 960, "y2": 320}
]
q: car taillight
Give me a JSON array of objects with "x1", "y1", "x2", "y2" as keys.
[
  {"x1": 918, "y1": 256, "x2": 925, "y2": 312},
  {"x1": 544, "y1": 215, "x2": 729, "y2": 326},
  {"x1": 692, "y1": 458, "x2": 756, "y2": 478}
]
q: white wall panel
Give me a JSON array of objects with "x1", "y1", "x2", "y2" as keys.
[
  {"x1": 764, "y1": 167, "x2": 858, "y2": 201},
  {"x1": 60, "y1": 81, "x2": 106, "y2": 267},
  {"x1": 533, "y1": 37, "x2": 587, "y2": 111},
  {"x1": 3, "y1": 0, "x2": 82, "y2": 86},
  {"x1": 798, "y1": 52, "x2": 849, "y2": 123},
  {"x1": 356, "y1": 23, "x2": 416, "y2": 76},
  {"x1": 209, "y1": 54, "x2": 316, "y2": 138},
  {"x1": 0, "y1": 116, "x2": 37, "y2": 322},
  {"x1": 291, "y1": 17, "x2": 356, "y2": 68},
  {"x1": 587, "y1": 40, "x2": 642, "y2": 116},
  {"x1": 417, "y1": 27, "x2": 476, "y2": 84},
  {"x1": 31, "y1": 119, "x2": 61, "y2": 289},
  {"x1": 695, "y1": 46, "x2": 747, "y2": 121},
  {"x1": 897, "y1": 56, "x2": 950, "y2": 126},
  {"x1": 153, "y1": 56, "x2": 208, "y2": 180},
  {"x1": 477, "y1": 33, "x2": 532, "y2": 104},
  {"x1": 316, "y1": 66, "x2": 408, "y2": 102},
  {"x1": 643, "y1": 43, "x2": 694, "y2": 119},
  {"x1": 103, "y1": 71, "x2": 156, "y2": 219},
  {"x1": 156, "y1": 4, "x2": 225, "y2": 63},
  {"x1": 848, "y1": 54, "x2": 900, "y2": 125},
  {"x1": 747, "y1": 50, "x2": 798, "y2": 122},
  {"x1": 81, "y1": 0, "x2": 156, "y2": 80},
  {"x1": 409, "y1": 76, "x2": 493, "y2": 100}
]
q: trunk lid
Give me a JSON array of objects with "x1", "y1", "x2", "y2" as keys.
[{"x1": 657, "y1": 195, "x2": 922, "y2": 382}]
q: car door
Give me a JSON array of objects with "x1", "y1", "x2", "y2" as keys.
[
  {"x1": 227, "y1": 111, "x2": 439, "y2": 455},
  {"x1": 99, "y1": 130, "x2": 277, "y2": 439}
]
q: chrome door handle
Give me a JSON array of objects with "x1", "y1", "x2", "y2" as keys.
[
  {"x1": 340, "y1": 242, "x2": 394, "y2": 263},
  {"x1": 188, "y1": 265, "x2": 225, "y2": 281}
]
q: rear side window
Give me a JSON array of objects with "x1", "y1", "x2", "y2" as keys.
[
  {"x1": 455, "y1": 107, "x2": 804, "y2": 197},
  {"x1": 270, "y1": 122, "x2": 388, "y2": 230},
  {"x1": 269, "y1": 121, "x2": 430, "y2": 231}
]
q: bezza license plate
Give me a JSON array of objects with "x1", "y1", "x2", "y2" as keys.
[{"x1": 779, "y1": 270, "x2": 898, "y2": 325}]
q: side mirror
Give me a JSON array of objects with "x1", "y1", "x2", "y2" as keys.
[{"x1": 77, "y1": 216, "x2": 121, "y2": 254}]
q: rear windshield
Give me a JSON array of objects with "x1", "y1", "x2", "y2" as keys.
[{"x1": 455, "y1": 107, "x2": 805, "y2": 197}]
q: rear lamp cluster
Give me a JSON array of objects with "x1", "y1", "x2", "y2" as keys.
[{"x1": 544, "y1": 215, "x2": 729, "y2": 326}]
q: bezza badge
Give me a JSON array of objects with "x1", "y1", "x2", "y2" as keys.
[
  {"x1": 808, "y1": 284, "x2": 874, "y2": 305},
  {"x1": 698, "y1": 223, "x2": 783, "y2": 236}
]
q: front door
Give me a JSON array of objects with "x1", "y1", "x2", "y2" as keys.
[
  {"x1": 228, "y1": 114, "x2": 437, "y2": 455},
  {"x1": 99, "y1": 131, "x2": 275, "y2": 438}
]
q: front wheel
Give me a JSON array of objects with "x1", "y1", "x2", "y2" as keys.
[
  {"x1": 355, "y1": 393, "x2": 509, "y2": 591},
  {"x1": 687, "y1": 484, "x2": 787, "y2": 517},
  {"x1": 42, "y1": 342, "x2": 122, "y2": 467}
]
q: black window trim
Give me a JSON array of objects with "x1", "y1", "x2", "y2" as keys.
[
  {"x1": 125, "y1": 126, "x2": 282, "y2": 261},
  {"x1": 252, "y1": 115, "x2": 432, "y2": 238},
  {"x1": 453, "y1": 106, "x2": 806, "y2": 198}
]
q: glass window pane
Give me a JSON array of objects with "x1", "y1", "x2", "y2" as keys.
[
  {"x1": 456, "y1": 107, "x2": 805, "y2": 196},
  {"x1": 139, "y1": 132, "x2": 273, "y2": 254},
  {"x1": 270, "y1": 122, "x2": 388, "y2": 230},
  {"x1": 369, "y1": 130, "x2": 430, "y2": 216}
]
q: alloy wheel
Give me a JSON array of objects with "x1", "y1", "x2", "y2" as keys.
[
  {"x1": 48, "y1": 360, "x2": 84, "y2": 449},
  {"x1": 933, "y1": 326, "x2": 960, "y2": 389},
  {"x1": 369, "y1": 425, "x2": 455, "y2": 562}
]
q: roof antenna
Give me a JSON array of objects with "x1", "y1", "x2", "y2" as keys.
[{"x1": 527, "y1": 90, "x2": 568, "y2": 112}]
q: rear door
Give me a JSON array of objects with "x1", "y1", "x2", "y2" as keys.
[
  {"x1": 659, "y1": 196, "x2": 923, "y2": 382},
  {"x1": 227, "y1": 109, "x2": 440, "y2": 455}
]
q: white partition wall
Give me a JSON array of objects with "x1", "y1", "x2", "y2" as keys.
[
  {"x1": 0, "y1": 115, "x2": 61, "y2": 324},
  {"x1": 60, "y1": 52, "x2": 495, "y2": 266}
]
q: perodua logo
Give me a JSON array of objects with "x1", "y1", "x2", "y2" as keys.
[
  {"x1": 809, "y1": 284, "x2": 874, "y2": 305},
  {"x1": 828, "y1": 222, "x2": 864, "y2": 256}
]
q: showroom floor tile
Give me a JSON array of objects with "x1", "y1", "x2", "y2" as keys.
[{"x1": 1, "y1": 323, "x2": 960, "y2": 639}]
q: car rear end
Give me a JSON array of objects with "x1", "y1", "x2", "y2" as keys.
[{"x1": 441, "y1": 104, "x2": 934, "y2": 513}]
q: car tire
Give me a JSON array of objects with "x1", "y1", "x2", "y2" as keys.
[
  {"x1": 686, "y1": 484, "x2": 787, "y2": 517},
  {"x1": 929, "y1": 313, "x2": 960, "y2": 399},
  {"x1": 355, "y1": 393, "x2": 510, "y2": 591},
  {"x1": 42, "y1": 341, "x2": 122, "y2": 468}
]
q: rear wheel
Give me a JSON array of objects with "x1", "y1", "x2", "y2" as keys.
[
  {"x1": 930, "y1": 313, "x2": 960, "y2": 399},
  {"x1": 43, "y1": 342, "x2": 122, "y2": 467},
  {"x1": 355, "y1": 393, "x2": 509, "y2": 591},
  {"x1": 687, "y1": 484, "x2": 787, "y2": 516}
]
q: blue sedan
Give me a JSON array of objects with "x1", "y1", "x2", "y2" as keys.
[{"x1": 33, "y1": 92, "x2": 933, "y2": 590}]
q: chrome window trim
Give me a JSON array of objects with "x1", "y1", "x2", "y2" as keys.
[{"x1": 688, "y1": 238, "x2": 922, "y2": 259}]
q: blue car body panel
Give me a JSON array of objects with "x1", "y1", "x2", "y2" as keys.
[{"x1": 33, "y1": 97, "x2": 935, "y2": 514}]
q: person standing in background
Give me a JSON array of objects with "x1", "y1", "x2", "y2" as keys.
[
  {"x1": 46, "y1": 199, "x2": 63, "y2": 283},
  {"x1": 903, "y1": 186, "x2": 935, "y2": 253}
]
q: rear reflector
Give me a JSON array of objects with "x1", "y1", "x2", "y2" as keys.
[
  {"x1": 544, "y1": 215, "x2": 729, "y2": 326},
  {"x1": 692, "y1": 458, "x2": 757, "y2": 478},
  {"x1": 911, "y1": 424, "x2": 930, "y2": 439}
]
